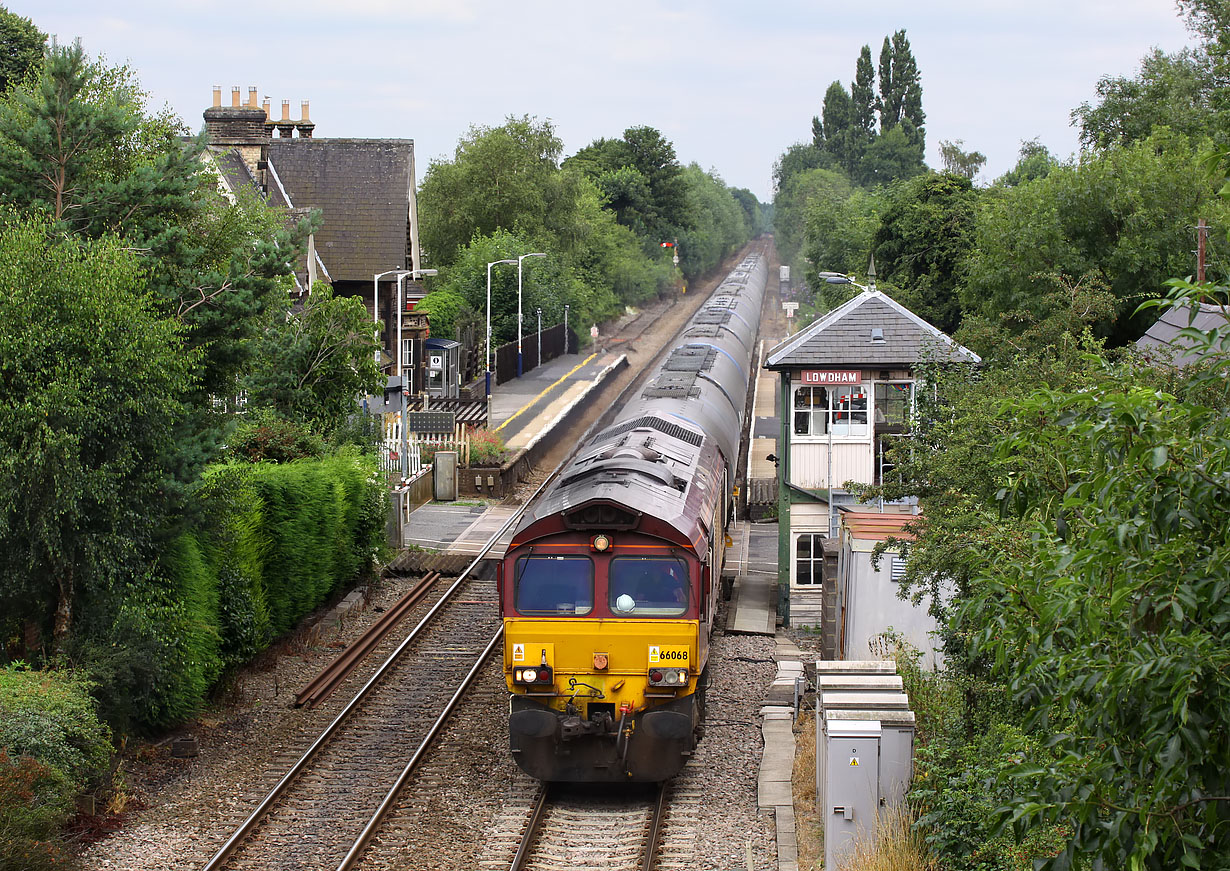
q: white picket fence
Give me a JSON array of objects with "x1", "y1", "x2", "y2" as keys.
[{"x1": 381, "y1": 413, "x2": 470, "y2": 479}]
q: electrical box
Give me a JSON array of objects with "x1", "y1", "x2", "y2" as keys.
[
  {"x1": 825, "y1": 708, "x2": 916, "y2": 806},
  {"x1": 816, "y1": 674, "x2": 905, "y2": 693},
  {"x1": 823, "y1": 718, "x2": 881, "y2": 871},
  {"x1": 433, "y1": 451, "x2": 458, "y2": 501}
]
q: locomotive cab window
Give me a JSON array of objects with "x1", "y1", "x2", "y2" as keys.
[
  {"x1": 609, "y1": 557, "x2": 689, "y2": 617},
  {"x1": 515, "y1": 556, "x2": 594, "y2": 616}
]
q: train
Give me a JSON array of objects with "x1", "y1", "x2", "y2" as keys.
[{"x1": 499, "y1": 250, "x2": 768, "y2": 782}]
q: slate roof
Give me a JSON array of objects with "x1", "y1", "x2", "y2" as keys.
[
  {"x1": 1135, "y1": 302, "x2": 1230, "y2": 368},
  {"x1": 207, "y1": 147, "x2": 255, "y2": 192},
  {"x1": 765, "y1": 289, "x2": 980, "y2": 369},
  {"x1": 266, "y1": 138, "x2": 415, "y2": 282}
]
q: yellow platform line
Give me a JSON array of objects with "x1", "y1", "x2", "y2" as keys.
[{"x1": 493, "y1": 352, "x2": 599, "y2": 434}]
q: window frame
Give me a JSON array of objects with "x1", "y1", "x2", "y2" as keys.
[
  {"x1": 794, "y1": 532, "x2": 825, "y2": 587},
  {"x1": 792, "y1": 383, "x2": 870, "y2": 440}
]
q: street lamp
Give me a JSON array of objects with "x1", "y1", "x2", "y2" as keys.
[
  {"x1": 516, "y1": 252, "x2": 546, "y2": 377},
  {"x1": 373, "y1": 269, "x2": 410, "y2": 366},
  {"x1": 486, "y1": 258, "x2": 517, "y2": 398}
]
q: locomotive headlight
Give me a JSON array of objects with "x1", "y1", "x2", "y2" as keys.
[{"x1": 590, "y1": 533, "x2": 612, "y2": 552}]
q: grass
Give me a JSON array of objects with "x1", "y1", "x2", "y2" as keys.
[{"x1": 839, "y1": 804, "x2": 937, "y2": 871}]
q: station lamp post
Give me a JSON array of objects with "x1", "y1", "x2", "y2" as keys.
[
  {"x1": 516, "y1": 252, "x2": 547, "y2": 376},
  {"x1": 486, "y1": 258, "x2": 517, "y2": 399}
]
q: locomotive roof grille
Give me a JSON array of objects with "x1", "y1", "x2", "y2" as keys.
[{"x1": 595, "y1": 415, "x2": 704, "y2": 447}]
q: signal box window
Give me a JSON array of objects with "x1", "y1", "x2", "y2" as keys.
[
  {"x1": 793, "y1": 385, "x2": 869, "y2": 438},
  {"x1": 609, "y1": 557, "x2": 689, "y2": 617},
  {"x1": 515, "y1": 556, "x2": 594, "y2": 615},
  {"x1": 874, "y1": 381, "x2": 913, "y2": 428}
]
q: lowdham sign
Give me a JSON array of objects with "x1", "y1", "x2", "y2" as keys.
[{"x1": 800, "y1": 370, "x2": 861, "y2": 385}]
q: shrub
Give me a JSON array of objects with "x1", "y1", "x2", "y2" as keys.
[
  {"x1": 228, "y1": 411, "x2": 324, "y2": 463},
  {"x1": 0, "y1": 666, "x2": 111, "y2": 869},
  {"x1": 468, "y1": 428, "x2": 507, "y2": 466},
  {"x1": 0, "y1": 751, "x2": 75, "y2": 871},
  {"x1": 0, "y1": 666, "x2": 111, "y2": 790}
]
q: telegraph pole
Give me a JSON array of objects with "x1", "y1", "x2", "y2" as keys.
[{"x1": 1197, "y1": 218, "x2": 1208, "y2": 283}]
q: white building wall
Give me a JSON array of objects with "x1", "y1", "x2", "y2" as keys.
[
  {"x1": 789, "y1": 441, "x2": 874, "y2": 490},
  {"x1": 843, "y1": 540, "x2": 945, "y2": 670}
]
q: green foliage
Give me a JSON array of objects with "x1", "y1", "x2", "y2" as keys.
[
  {"x1": 0, "y1": 40, "x2": 312, "y2": 400},
  {"x1": 913, "y1": 725, "x2": 1068, "y2": 871},
  {"x1": 245, "y1": 453, "x2": 384, "y2": 637},
  {"x1": 418, "y1": 115, "x2": 569, "y2": 266},
  {"x1": 959, "y1": 129, "x2": 1230, "y2": 345},
  {"x1": 1073, "y1": 47, "x2": 1215, "y2": 150},
  {"x1": 0, "y1": 666, "x2": 111, "y2": 791},
  {"x1": 878, "y1": 29, "x2": 926, "y2": 142},
  {"x1": 802, "y1": 177, "x2": 882, "y2": 287},
  {"x1": 415, "y1": 288, "x2": 475, "y2": 339},
  {"x1": 959, "y1": 376, "x2": 1230, "y2": 869},
  {"x1": 938, "y1": 140, "x2": 987, "y2": 180},
  {"x1": 0, "y1": 6, "x2": 45, "y2": 94},
  {"x1": 873, "y1": 172, "x2": 978, "y2": 333},
  {"x1": 0, "y1": 211, "x2": 193, "y2": 646},
  {"x1": 0, "y1": 750, "x2": 74, "y2": 870},
  {"x1": 227, "y1": 410, "x2": 325, "y2": 464},
  {"x1": 675, "y1": 163, "x2": 748, "y2": 276},
  {"x1": 994, "y1": 139, "x2": 1059, "y2": 188},
  {"x1": 244, "y1": 282, "x2": 383, "y2": 434},
  {"x1": 0, "y1": 666, "x2": 110, "y2": 868}
]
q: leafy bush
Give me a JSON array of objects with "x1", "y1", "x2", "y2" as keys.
[
  {"x1": 0, "y1": 751, "x2": 74, "y2": 871},
  {"x1": 468, "y1": 428, "x2": 507, "y2": 466},
  {"x1": 0, "y1": 666, "x2": 111, "y2": 790},
  {"x1": 912, "y1": 725, "x2": 1067, "y2": 871},
  {"x1": 72, "y1": 452, "x2": 383, "y2": 732},
  {"x1": 0, "y1": 666, "x2": 111, "y2": 869},
  {"x1": 228, "y1": 410, "x2": 324, "y2": 463}
]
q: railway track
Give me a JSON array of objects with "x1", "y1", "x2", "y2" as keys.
[
  {"x1": 201, "y1": 571, "x2": 502, "y2": 871},
  {"x1": 503, "y1": 783, "x2": 669, "y2": 871}
]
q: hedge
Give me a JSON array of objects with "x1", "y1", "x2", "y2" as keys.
[{"x1": 89, "y1": 451, "x2": 385, "y2": 731}]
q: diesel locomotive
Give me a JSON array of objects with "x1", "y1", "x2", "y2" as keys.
[{"x1": 499, "y1": 250, "x2": 768, "y2": 782}]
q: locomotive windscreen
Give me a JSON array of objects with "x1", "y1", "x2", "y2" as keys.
[
  {"x1": 514, "y1": 555, "x2": 594, "y2": 615},
  {"x1": 609, "y1": 556, "x2": 689, "y2": 617}
]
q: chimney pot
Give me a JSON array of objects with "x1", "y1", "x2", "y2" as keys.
[
  {"x1": 300, "y1": 100, "x2": 311, "y2": 122},
  {"x1": 247, "y1": 87, "x2": 258, "y2": 108},
  {"x1": 281, "y1": 99, "x2": 291, "y2": 121},
  {"x1": 212, "y1": 85, "x2": 221, "y2": 108},
  {"x1": 262, "y1": 97, "x2": 270, "y2": 119},
  {"x1": 231, "y1": 86, "x2": 241, "y2": 107}
]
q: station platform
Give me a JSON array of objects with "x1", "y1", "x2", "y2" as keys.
[
  {"x1": 487, "y1": 349, "x2": 627, "y2": 452},
  {"x1": 724, "y1": 520, "x2": 781, "y2": 635}
]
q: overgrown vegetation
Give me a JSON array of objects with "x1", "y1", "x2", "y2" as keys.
[{"x1": 0, "y1": 666, "x2": 110, "y2": 868}]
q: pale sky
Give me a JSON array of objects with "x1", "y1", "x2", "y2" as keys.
[{"x1": 12, "y1": 1, "x2": 1197, "y2": 201}]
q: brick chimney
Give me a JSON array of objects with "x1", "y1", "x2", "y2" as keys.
[
  {"x1": 276, "y1": 100, "x2": 296, "y2": 138},
  {"x1": 203, "y1": 85, "x2": 270, "y2": 184},
  {"x1": 295, "y1": 101, "x2": 315, "y2": 139}
]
